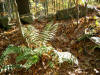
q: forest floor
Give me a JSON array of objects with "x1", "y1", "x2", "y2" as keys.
[{"x1": 0, "y1": 9, "x2": 100, "y2": 75}]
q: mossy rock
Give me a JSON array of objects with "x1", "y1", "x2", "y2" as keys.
[
  {"x1": 20, "y1": 14, "x2": 35, "y2": 24},
  {"x1": 0, "y1": 15, "x2": 10, "y2": 30},
  {"x1": 56, "y1": 5, "x2": 98, "y2": 20}
]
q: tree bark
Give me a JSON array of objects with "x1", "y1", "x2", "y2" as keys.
[
  {"x1": 16, "y1": 0, "x2": 30, "y2": 15},
  {"x1": 14, "y1": 0, "x2": 28, "y2": 47}
]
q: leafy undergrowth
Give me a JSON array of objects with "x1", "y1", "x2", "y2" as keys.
[{"x1": 0, "y1": 13, "x2": 100, "y2": 75}]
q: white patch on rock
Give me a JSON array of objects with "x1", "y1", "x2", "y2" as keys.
[
  {"x1": 85, "y1": 28, "x2": 100, "y2": 45},
  {"x1": 90, "y1": 37, "x2": 100, "y2": 45},
  {"x1": 94, "y1": 68, "x2": 99, "y2": 73}
]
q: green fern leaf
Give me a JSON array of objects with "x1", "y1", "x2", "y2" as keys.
[
  {"x1": 21, "y1": 22, "x2": 59, "y2": 47},
  {"x1": 77, "y1": 34, "x2": 93, "y2": 42},
  {"x1": 40, "y1": 23, "x2": 59, "y2": 42},
  {"x1": 16, "y1": 54, "x2": 31, "y2": 63},
  {"x1": 0, "y1": 64, "x2": 23, "y2": 73},
  {"x1": 0, "y1": 45, "x2": 22, "y2": 65},
  {"x1": 3, "y1": 45, "x2": 22, "y2": 56},
  {"x1": 23, "y1": 55, "x2": 39, "y2": 69}
]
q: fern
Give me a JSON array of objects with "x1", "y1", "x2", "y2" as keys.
[
  {"x1": 0, "y1": 64, "x2": 23, "y2": 73},
  {"x1": 0, "y1": 45, "x2": 34, "y2": 65},
  {"x1": 0, "y1": 21, "x2": 78, "y2": 73},
  {"x1": 77, "y1": 34, "x2": 93, "y2": 42},
  {"x1": 21, "y1": 22, "x2": 59, "y2": 47},
  {"x1": 0, "y1": 45, "x2": 55, "y2": 70},
  {"x1": 0, "y1": 45, "x2": 21, "y2": 65},
  {"x1": 0, "y1": 45, "x2": 37, "y2": 69},
  {"x1": 40, "y1": 23, "x2": 58, "y2": 42},
  {"x1": 48, "y1": 61, "x2": 55, "y2": 68},
  {"x1": 21, "y1": 25, "x2": 39, "y2": 47},
  {"x1": 93, "y1": 45, "x2": 100, "y2": 49},
  {"x1": 23, "y1": 55, "x2": 39, "y2": 69}
]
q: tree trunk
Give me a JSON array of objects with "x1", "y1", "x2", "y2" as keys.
[
  {"x1": 16, "y1": 0, "x2": 34, "y2": 24},
  {"x1": 14, "y1": 0, "x2": 28, "y2": 47},
  {"x1": 16, "y1": 0, "x2": 30, "y2": 15}
]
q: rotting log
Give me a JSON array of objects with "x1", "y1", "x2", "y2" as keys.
[{"x1": 56, "y1": 5, "x2": 99, "y2": 20}]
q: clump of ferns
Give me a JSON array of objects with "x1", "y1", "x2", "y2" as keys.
[
  {"x1": 0, "y1": 45, "x2": 58, "y2": 73},
  {"x1": 0, "y1": 22, "x2": 59, "y2": 73}
]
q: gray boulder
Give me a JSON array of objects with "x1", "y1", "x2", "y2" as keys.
[{"x1": 0, "y1": 15, "x2": 10, "y2": 30}]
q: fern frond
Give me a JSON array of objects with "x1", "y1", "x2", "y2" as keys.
[
  {"x1": 0, "y1": 55, "x2": 6, "y2": 65},
  {"x1": 23, "y1": 55, "x2": 39, "y2": 69},
  {"x1": 33, "y1": 46, "x2": 54, "y2": 55},
  {"x1": 0, "y1": 44, "x2": 54, "y2": 69},
  {"x1": 0, "y1": 64, "x2": 23, "y2": 73},
  {"x1": 93, "y1": 45, "x2": 100, "y2": 49},
  {"x1": 40, "y1": 23, "x2": 59, "y2": 42},
  {"x1": 0, "y1": 45, "x2": 21, "y2": 65},
  {"x1": 77, "y1": 34, "x2": 93, "y2": 42},
  {"x1": 21, "y1": 22, "x2": 59, "y2": 47},
  {"x1": 16, "y1": 54, "x2": 30, "y2": 63},
  {"x1": 3, "y1": 45, "x2": 22, "y2": 56},
  {"x1": 21, "y1": 25, "x2": 39, "y2": 46},
  {"x1": 0, "y1": 45, "x2": 33, "y2": 65}
]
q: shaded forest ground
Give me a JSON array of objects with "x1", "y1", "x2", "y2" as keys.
[{"x1": 0, "y1": 7, "x2": 100, "y2": 75}]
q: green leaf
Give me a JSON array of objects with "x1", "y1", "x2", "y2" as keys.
[
  {"x1": 23, "y1": 55, "x2": 39, "y2": 69},
  {"x1": 32, "y1": 55, "x2": 39, "y2": 64},
  {"x1": 48, "y1": 61, "x2": 54, "y2": 68},
  {"x1": 77, "y1": 34, "x2": 93, "y2": 42},
  {"x1": 3, "y1": 45, "x2": 21, "y2": 56},
  {"x1": 0, "y1": 45, "x2": 22, "y2": 65},
  {"x1": 16, "y1": 54, "x2": 31, "y2": 63}
]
